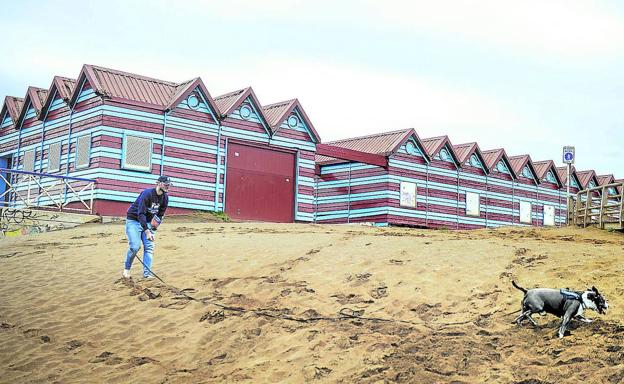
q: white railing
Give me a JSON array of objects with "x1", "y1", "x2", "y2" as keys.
[{"x1": 0, "y1": 167, "x2": 96, "y2": 214}]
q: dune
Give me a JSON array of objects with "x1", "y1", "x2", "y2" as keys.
[{"x1": 0, "y1": 219, "x2": 623, "y2": 383}]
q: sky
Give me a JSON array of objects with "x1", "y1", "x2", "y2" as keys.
[{"x1": 1, "y1": 0, "x2": 623, "y2": 178}]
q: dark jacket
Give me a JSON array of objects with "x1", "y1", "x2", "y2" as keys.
[{"x1": 127, "y1": 188, "x2": 168, "y2": 231}]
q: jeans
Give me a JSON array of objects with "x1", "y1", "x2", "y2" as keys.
[{"x1": 124, "y1": 219, "x2": 155, "y2": 277}]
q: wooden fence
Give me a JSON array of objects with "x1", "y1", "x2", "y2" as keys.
[{"x1": 569, "y1": 182, "x2": 623, "y2": 230}]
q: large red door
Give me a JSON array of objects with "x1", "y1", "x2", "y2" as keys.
[{"x1": 225, "y1": 143, "x2": 295, "y2": 222}]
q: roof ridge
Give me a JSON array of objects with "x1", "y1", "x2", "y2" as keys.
[
  {"x1": 214, "y1": 87, "x2": 248, "y2": 100},
  {"x1": 327, "y1": 128, "x2": 413, "y2": 144},
  {"x1": 89, "y1": 64, "x2": 179, "y2": 86},
  {"x1": 262, "y1": 99, "x2": 296, "y2": 109}
]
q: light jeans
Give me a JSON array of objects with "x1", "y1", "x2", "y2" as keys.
[{"x1": 124, "y1": 219, "x2": 155, "y2": 278}]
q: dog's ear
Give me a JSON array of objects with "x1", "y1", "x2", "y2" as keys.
[{"x1": 592, "y1": 286, "x2": 599, "y2": 293}]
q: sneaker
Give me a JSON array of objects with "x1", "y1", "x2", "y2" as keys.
[
  {"x1": 122, "y1": 269, "x2": 131, "y2": 279},
  {"x1": 143, "y1": 275, "x2": 154, "y2": 280}
]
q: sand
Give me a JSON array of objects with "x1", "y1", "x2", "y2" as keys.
[{"x1": 0, "y1": 219, "x2": 623, "y2": 383}]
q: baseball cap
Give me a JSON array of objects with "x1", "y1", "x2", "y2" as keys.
[{"x1": 157, "y1": 175, "x2": 172, "y2": 184}]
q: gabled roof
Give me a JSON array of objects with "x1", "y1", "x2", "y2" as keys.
[
  {"x1": 40, "y1": 76, "x2": 77, "y2": 117},
  {"x1": 556, "y1": 166, "x2": 576, "y2": 184},
  {"x1": 261, "y1": 98, "x2": 320, "y2": 143},
  {"x1": 0, "y1": 96, "x2": 24, "y2": 126},
  {"x1": 576, "y1": 170, "x2": 598, "y2": 189},
  {"x1": 533, "y1": 160, "x2": 562, "y2": 186},
  {"x1": 481, "y1": 148, "x2": 517, "y2": 178},
  {"x1": 596, "y1": 174, "x2": 615, "y2": 186},
  {"x1": 324, "y1": 128, "x2": 426, "y2": 159},
  {"x1": 421, "y1": 135, "x2": 460, "y2": 166},
  {"x1": 67, "y1": 65, "x2": 220, "y2": 115},
  {"x1": 508, "y1": 154, "x2": 539, "y2": 184},
  {"x1": 452, "y1": 142, "x2": 488, "y2": 173},
  {"x1": 15, "y1": 86, "x2": 49, "y2": 127},
  {"x1": 214, "y1": 87, "x2": 271, "y2": 128}
]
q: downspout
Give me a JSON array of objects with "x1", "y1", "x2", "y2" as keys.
[
  {"x1": 425, "y1": 164, "x2": 429, "y2": 227},
  {"x1": 294, "y1": 150, "x2": 300, "y2": 222},
  {"x1": 484, "y1": 173, "x2": 489, "y2": 228},
  {"x1": 213, "y1": 118, "x2": 223, "y2": 212},
  {"x1": 160, "y1": 110, "x2": 168, "y2": 176},
  {"x1": 511, "y1": 174, "x2": 515, "y2": 226},
  {"x1": 347, "y1": 162, "x2": 352, "y2": 224},
  {"x1": 36, "y1": 104, "x2": 51, "y2": 206},
  {"x1": 456, "y1": 167, "x2": 460, "y2": 229}
]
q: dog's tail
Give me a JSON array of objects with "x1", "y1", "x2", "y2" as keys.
[{"x1": 512, "y1": 280, "x2": 527, "y2": 294}]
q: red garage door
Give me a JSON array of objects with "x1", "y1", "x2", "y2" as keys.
[{"x1": 225, "y1": 143, "x2": 295, "y2": 222}]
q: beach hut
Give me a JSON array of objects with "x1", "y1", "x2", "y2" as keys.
[
  {"x1": 0, "y1": 65, "x2": 319, "y2": 222},
  {"x1": 481, "y1": 148, "x2": 517, "y2": 226},
  {"x1": 508, "y1": 154, "x2": 540, "y2": 225},
  {"x1": 453, "y1": 142, "x2": 490, "y2": 229},
  {"x1": 533, "y1": 160, "x2": 564, "y2": 226}
]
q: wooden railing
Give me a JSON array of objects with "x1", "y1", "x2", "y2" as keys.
[{"x1": 569, "y1": 182, "x2": 623, "y2": 229}]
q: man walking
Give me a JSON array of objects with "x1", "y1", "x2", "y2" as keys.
[{"x1": 123, "y1": 175, "x2": 171, "y2": 279}]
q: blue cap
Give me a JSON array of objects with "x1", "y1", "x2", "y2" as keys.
[{"x1": 157, "y1": 175, "x2": 171, "y2": 184}]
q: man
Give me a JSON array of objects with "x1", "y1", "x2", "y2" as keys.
[{"x1": 122, "y1": 175, "x2": 171, "y2": 279}]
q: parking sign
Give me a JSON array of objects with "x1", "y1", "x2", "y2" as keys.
[{"x1": 563, "y1": 146, "x2": 575, "y2": 164}]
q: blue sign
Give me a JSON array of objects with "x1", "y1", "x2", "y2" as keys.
[
  {"x1": 562, "y1": 146, "x2": 575, "y2": 164},
  {"x1": 564, "y1": 153, "x2": 573, "y2": 161}
]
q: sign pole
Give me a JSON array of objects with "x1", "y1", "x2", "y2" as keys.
[
  {"x1": 562, "y1": 146, "x2": 575, "y2": 225},
  {"x1": 567, "y1": 163, "x2": 571, "y2": 224}
]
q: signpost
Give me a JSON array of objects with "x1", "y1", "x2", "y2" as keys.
[{"x1": 563, "y1": 146, "x2": 575, "y2": 224}]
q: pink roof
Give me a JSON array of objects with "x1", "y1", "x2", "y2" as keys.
[
  {"x1": 533, "y1": 160, "x2": 562, "y2": 186},
  {"x1": 315, "y1": 143, "x2": 388, "y2": 167},
  {"x1": 325, "y1": 128, "x2": 417, "y2": 157},
  {"x1": 40, "y1": 76, "x2": 77, "y2": 117},
  {"x1": 261, "y1": 98, "x2": 320, "y2": 143},
  {"x1": 452, "y1": 142, "x2": 477, "y2": 164},
  {"x1": 67, "y1": 65, "x2": 220, "y2": 116},
  {"x1": 215, "y1": 88, "x2": 247, "y2": 115},
  {"x1": 1, "y1": 96, "x2": 24, "y2": 125},
  {"x1": 576, "y1": 170, "x2": 597, "y2": 188},
  {"x1": 15, "y1": 87, "x2": 49, "y2": 127},
  {"x1": 597, "y1": 174, "x2": 615, "y2": 186},
  {"x1": 556, "y1": 166, "x2": 576, "y2": 184},
  {"x1": 508, "y1": 155, "x2": 530, "y2": 175}
]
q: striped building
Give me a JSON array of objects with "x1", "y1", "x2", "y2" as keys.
[
  {"x1": 1, "y1": 65, "x2": 619, "y2": 228},
  {"x1": 0, "y1": 65, "x2": 320, "y2": 222}
]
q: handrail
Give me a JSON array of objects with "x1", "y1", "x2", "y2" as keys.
[
  {"x1": 0, "y1": 167, "x2": 96, "y2": 183},
  {"x1": 569, "y1": 182, "x2": 623, "y2": 229}
]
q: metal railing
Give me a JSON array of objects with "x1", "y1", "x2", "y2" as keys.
[
  {"x1": 569, "y1": 182, "x2": 623, "y2": 229},
  {"x1": 0, "y1": 167, "x2": 96, "y2": 214}
]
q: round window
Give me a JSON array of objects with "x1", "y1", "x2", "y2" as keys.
[
  {"x1": 187, "y1": 94, "x2": 200, "y2": 109},
  {"x1": 240, "y1": 105, "x2": 252, "y2": 119},
  {"x1": 405, "y1": 141, "x2": 417, "y2": 155},
  {"x1": 287, "y1": 115, "x2": 298, "y2": 128}
]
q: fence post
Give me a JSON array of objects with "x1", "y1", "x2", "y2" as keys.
[{"x1": 599, "y1": 186, "x2": 607, "y2": 229}]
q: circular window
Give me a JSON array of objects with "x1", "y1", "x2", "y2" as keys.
[
  {"x1": 240, "y1": 105, "x2": 252, "y2": 119},
  {"x1": 405, "y1": 141, "x2": 417, "y2": 155},
  {"x1": 187, "y1": 94, "x2": 200, "y2": 109},
  {"x1": 287, "y1": 115, "x2": 298, "y2": 128}
]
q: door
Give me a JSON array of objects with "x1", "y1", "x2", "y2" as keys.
[
  {"x1": 0, "y1": 156, "x2": 9, "y2": 205},
  {"x1": 543, "y1": 205, "x2": 555, "y2": 226},
  {"x1": 225, "y1": 143, "x2": 295, "y2": 222}
]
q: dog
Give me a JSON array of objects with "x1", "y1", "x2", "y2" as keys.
[{"x1": 512, "y1": 281, "x2": 608, "y2": 338}]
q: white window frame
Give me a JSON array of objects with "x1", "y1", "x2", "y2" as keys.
[
  {"x1": 75, "y1": 134, "x2": 91, "y2": 170},
  {"x1": 520, "y1": 201, "x2": 532, "y2": 224},
  {"x1": 122, "y1": 134, "x2": 153, "y2": 172},
  {"x1": 399, "y1": 181, "x2": 417, "y2": 208},
  {"x1": 48, "y1": 142, "x2": 62, "y2": 172},
  {"x1": 466, "y1": 192, "x2": 480, "y2": 217}
]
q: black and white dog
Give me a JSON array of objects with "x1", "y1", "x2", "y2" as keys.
[{"x1": 512, "y1": 281, "x2": 609, "y2": 338}]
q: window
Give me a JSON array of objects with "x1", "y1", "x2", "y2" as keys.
[
  {"x1": 23, "y1": 149, "x2": 35, "y2": 172},
  {"x1": 469, "y1": 154, "x2": 481, "y2": 168},
  {"x1": 75, "y1": 135, "x2": 91, "y2": 169},
  {"x1": 522, "y1": 166, "x2": 532, "y2": 178},
  {"x1": 588, "y1": 180, "x2": 596, "y2": 188},
  {"x1": 496, "y1": 160, "x2": 509, "y2": 173},
  {"x1": 405, "y1": 141, "x2": 419, "y2": 156},
  {"x1": 287, "y1": 115, "x2": 299, "y2": 128},
  {"x1": 466, "y1": 192, "x2": 480, "y2": 217},
  {"x1": 439, "y1": 148, "x2": 452, "y2": 162},
  {"x1": 520, "y1": 201, "x2": 532, "y2": 224},
  {"x1": 546, "y1": 171, "x2": 556, "y2": 183},
  {"x1": 187, "y1": 93, "x2": 200, "y2": 109},
  {"x1": 48, "y1": 142, "x2": 61, "y2": 172},
  {"x1": 544, "y1": 205, "x2": 555, "y2": 226},
  {"x1": 122, "y1": 135, "x2": 152, "y2": 172},
  {"x1": 240, "y1": 105, "x2": 252, "y2": 119},
  {"x1": 400, "y1": 182, "x2": 417, "y2": 208}
]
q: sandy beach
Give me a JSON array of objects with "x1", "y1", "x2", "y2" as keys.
[{"x1": 1, "y1": 219, "x2": 623, "y2": 383}]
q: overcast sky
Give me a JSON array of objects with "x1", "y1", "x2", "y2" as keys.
[{"x1": 1, "y1": 0, "x2": 623, "y2": 178}]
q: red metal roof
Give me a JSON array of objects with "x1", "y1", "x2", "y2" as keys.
[
  {"x1": 576, "y1": 170, "x2": 597, "y2": 188},
  {"x1": 15, "y1": 87, "x2": 49, "y2": 127},
  {"x1": 533, "y1": 160, "x2": 562, "y2": 186},
  {"x1": 315, "y1": 143, "x2": 388, "y2": 167},
  {"x1": 215, "y1": 88, "x2": 247, "y2": 115},
  {"x1": 597, "y1": 174, "x2": 615, "y2": 186},
  {"x1": 508, "y1": 155, "x2": 530, "y2": 175},
  {"x1": 0, "y1": 96, "x2": 24, "y2": 125},
  {"x1": 261, "y1": 98, "x2": 321, "y2": 143},
  {"x1": 452, "y1": 142, "x2": 477, "y2": 164},
  {"x1": 325, "y1": 128, "x2": 415, "y2": 157},
  {"x1": 482, "y1": 148, "x2": 503, "y2": 170},
  {"x1": 556, "y1": 166, "x2": 579, "y2": 185},
  {"x1": 40, "y1": 76, "x2": 77, "y2": 117}
]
